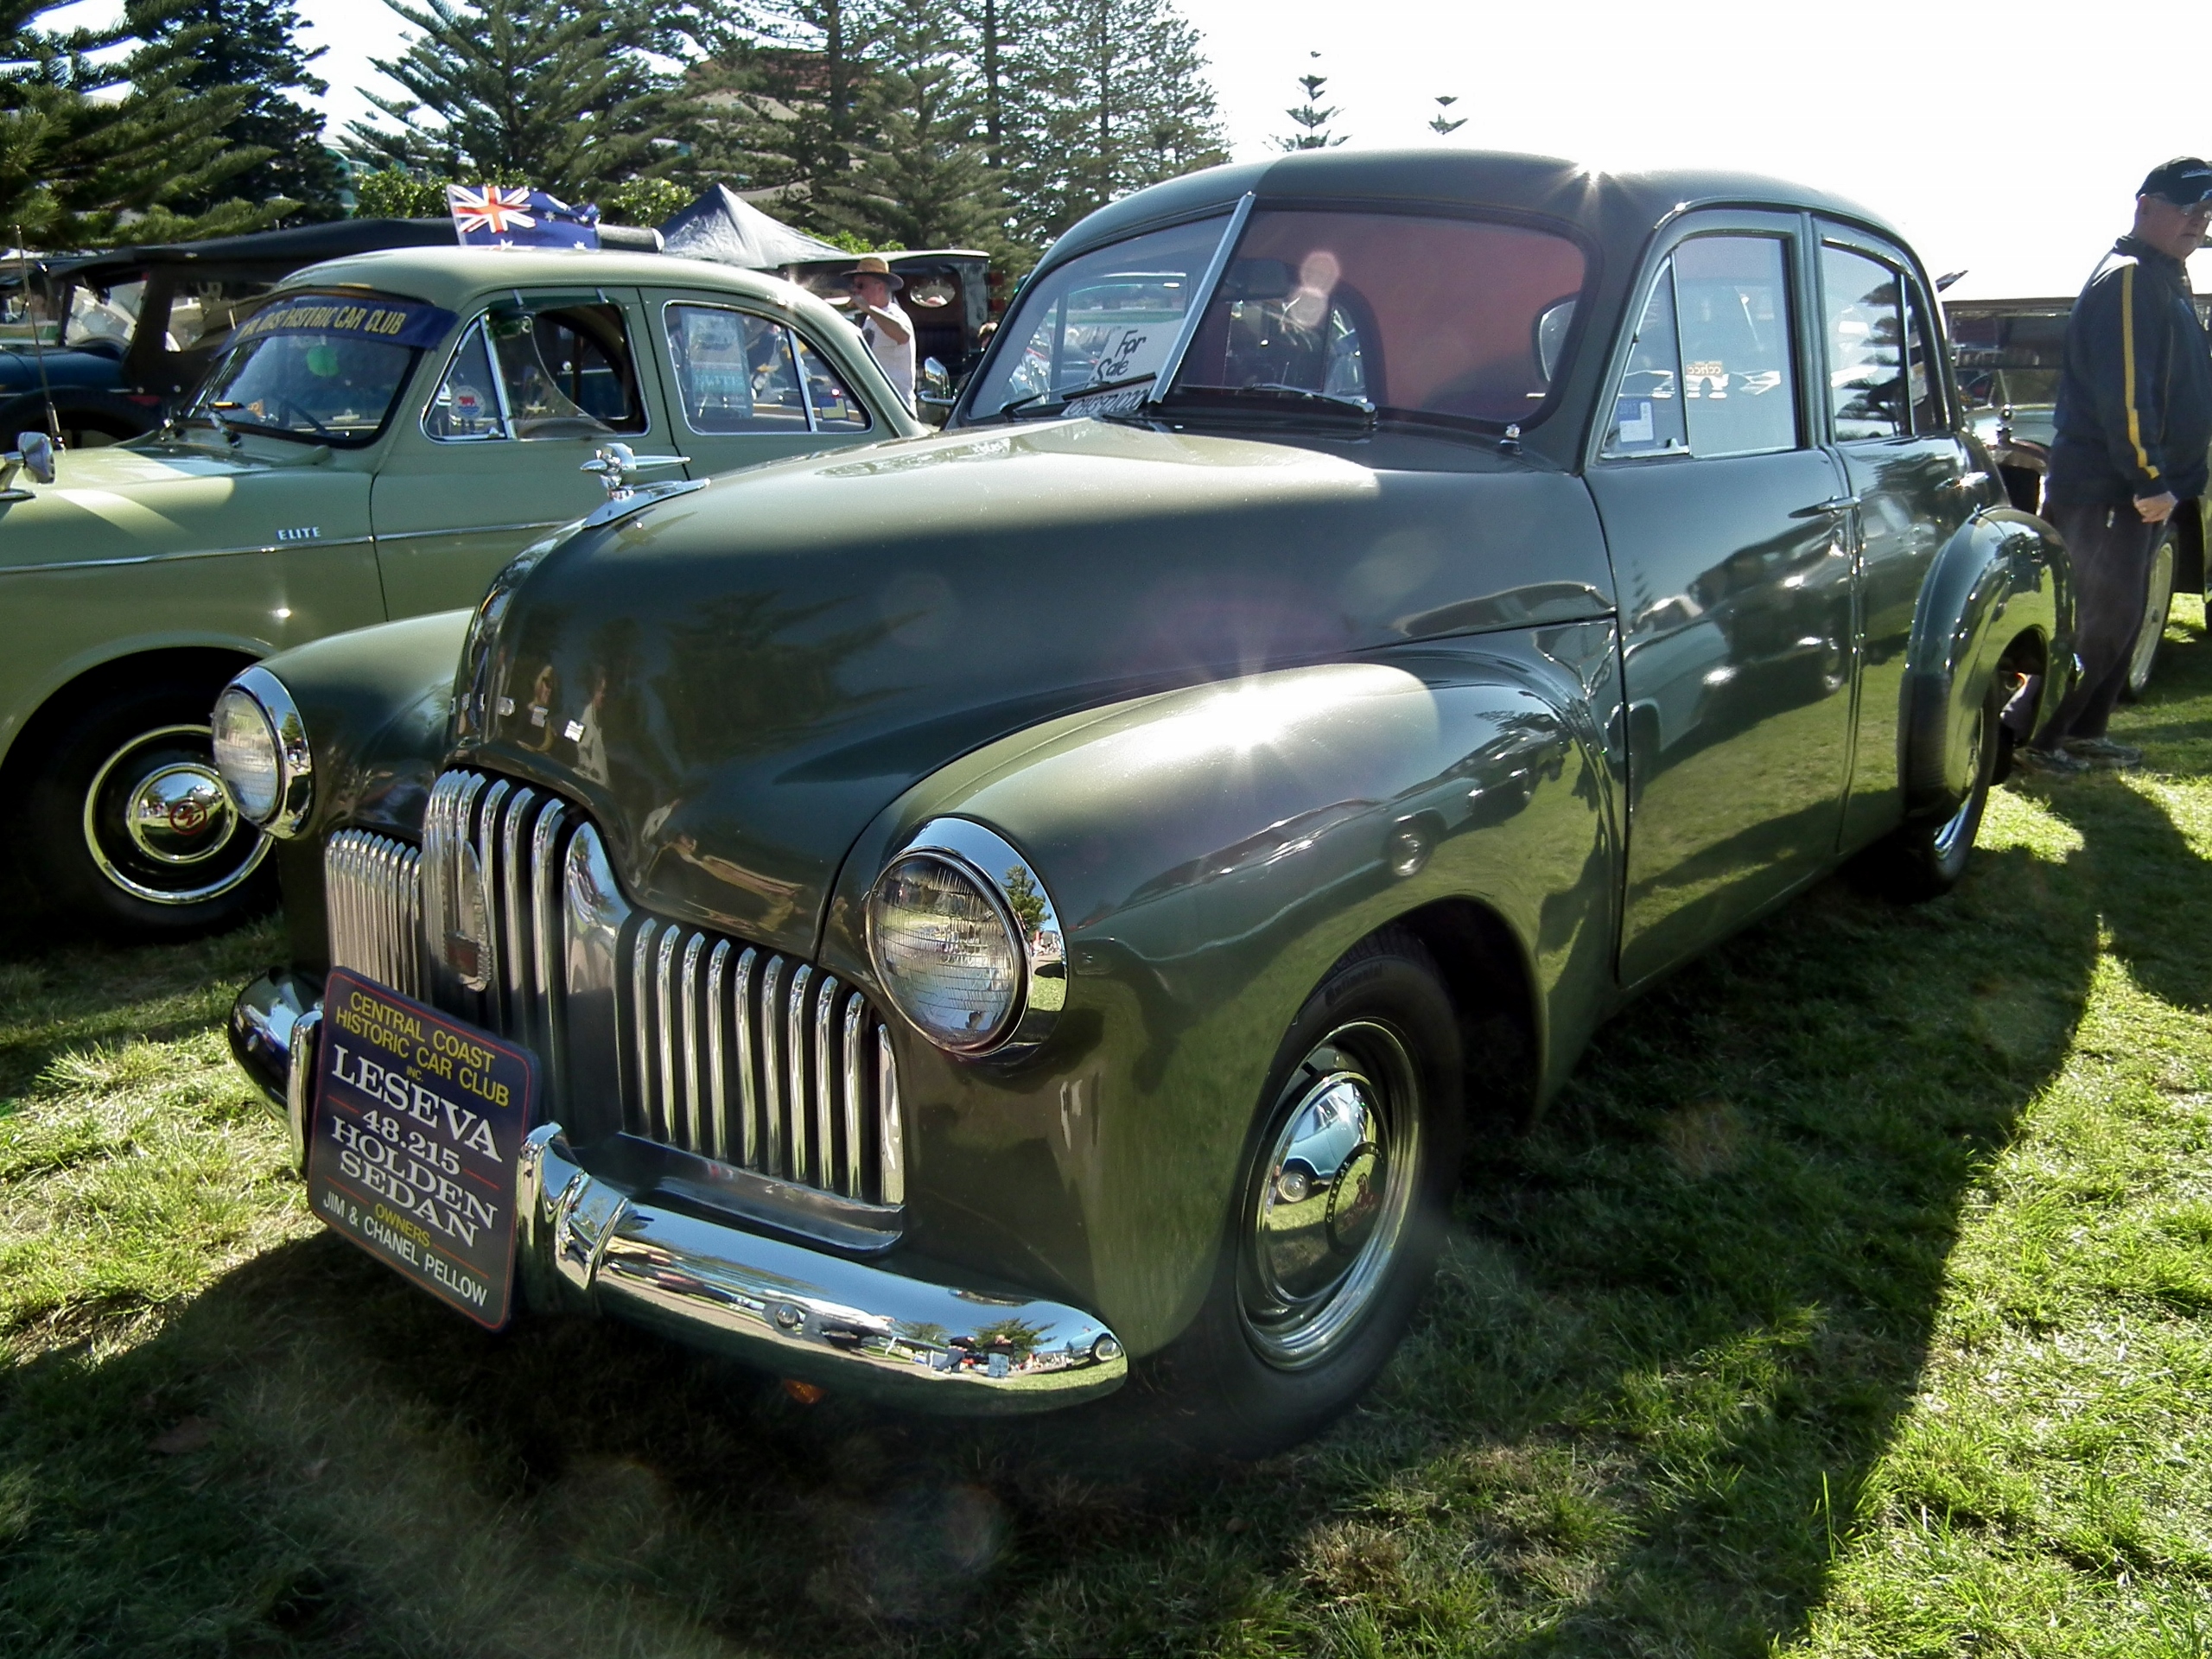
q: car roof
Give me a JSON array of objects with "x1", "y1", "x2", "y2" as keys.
[
  {"x1": 1046, "y1": 148, "x2": 1904, "y2": 275},
  {"x1": 266, "y1": 245, "x2": 817, "y2": 314}
]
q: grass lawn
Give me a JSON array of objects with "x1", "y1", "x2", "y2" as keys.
[{"x1": 3, "y1": 602, "x2": 2209, "y2": 1657}]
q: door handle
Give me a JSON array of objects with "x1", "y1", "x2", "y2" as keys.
[{"x1": 1791, "y1": 495, "x2": 1860, "y2": 518}]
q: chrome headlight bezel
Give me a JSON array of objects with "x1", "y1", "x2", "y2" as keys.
[
  {"x1": 212, "y1": 664, "x2": 313, "y2": 837},
  {"x1": 866, "y1": 817, "x2": 1066, "y2": 1058}
]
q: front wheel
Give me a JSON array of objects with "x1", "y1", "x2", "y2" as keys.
[
  {"x1": 2121, "y1": 529, "x2": 2177, "y2": 702},
  {"x1": 1149, "y1": 929, "x2": 1464, "y2": 1456},
  {"x1": 22, "y1": 675, "x2": 275, "y2": 938},
  {"x1": 1853, "y1": 682, "x2": 2001, "y2": 904}
]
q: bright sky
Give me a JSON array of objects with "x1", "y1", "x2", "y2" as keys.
[{"x1": 48, "y1": 0, "x2": 2212, "y2": 299}]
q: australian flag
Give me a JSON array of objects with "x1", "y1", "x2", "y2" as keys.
[{"x1": 447, "y1": 184, "x2": 601, "y2": 251}]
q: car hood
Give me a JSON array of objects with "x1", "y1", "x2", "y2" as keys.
[
  {"x1": 0, "y1": 439, "x2": 363, "y2": 571},
  {"x1": 464, "y1": 417, "x2": 1616, "y2": 955}
]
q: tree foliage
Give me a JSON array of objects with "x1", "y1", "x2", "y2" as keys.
[
  {"x1": 129, "y1": 0, "x2": 346, "y2": 222},
  {"x1": 0, "y1": 0, "x2": 280, "y2": 245}
]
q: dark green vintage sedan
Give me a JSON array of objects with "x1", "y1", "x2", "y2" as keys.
[{"x1": 220, "y1": 150, "x2": 2071, "y2": 1452}]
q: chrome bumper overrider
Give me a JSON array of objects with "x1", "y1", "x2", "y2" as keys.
[{"x1": 230, "y1": 972, "x2": 1128, "y2": 1410}]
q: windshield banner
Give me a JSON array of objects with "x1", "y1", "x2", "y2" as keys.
[{"x1": 231, "y1": 293, "x2": 456, "y2": 352}]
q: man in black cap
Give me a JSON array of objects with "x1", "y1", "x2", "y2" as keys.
[{"x1": 2021, "y1": 157, "x2": 2212, "y2": 774}]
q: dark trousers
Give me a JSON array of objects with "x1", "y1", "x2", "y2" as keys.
[{"x1": 2034, "y1": 498, "x2": 2161, "y2": 745}]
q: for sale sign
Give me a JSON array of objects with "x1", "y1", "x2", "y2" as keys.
[{"x1": 308, "y1": 969, "x2": 537, "y2": 1328}]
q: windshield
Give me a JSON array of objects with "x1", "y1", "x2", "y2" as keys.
[
  {"x1": 1173, "y1": 209, "x2": 1588, "y2": 426},
  {"x1": 188, "y1": 291, "x2": 454, "y2": 445},
  {"x1": 966, "y1": 215, "x2": 1230, "y2": 416}
]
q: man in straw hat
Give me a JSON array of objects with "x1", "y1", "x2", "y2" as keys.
[{"x1": 844, "y1": 255, "x2": 914, "y2": 413}]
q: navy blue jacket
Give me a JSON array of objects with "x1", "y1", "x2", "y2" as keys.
[{"x1": 2047, "y1": 236, "x2": 2212, "y2": 506}]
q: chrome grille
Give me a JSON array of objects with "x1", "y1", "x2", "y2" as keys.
[
  {"x1": 320, "y1": 768, "x2": 905, "y2": 1211},
  {"x1": 325, "y1": 830, "x2": 425, "y2": 999}
]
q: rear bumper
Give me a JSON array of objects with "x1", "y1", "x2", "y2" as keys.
[{"x1": 230, "y1": 970, "x2": 1128, "y2": 1411}]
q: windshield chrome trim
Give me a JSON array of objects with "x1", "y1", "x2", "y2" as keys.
[{"x1": 1147, "y1": 191, "x2": 1255, "y2": 406}]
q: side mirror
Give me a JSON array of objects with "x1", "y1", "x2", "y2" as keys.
[
  {"x1": 920, "y1": 356, "x2": 954, "y2": 400},
  {"x1": 18, "y1": 429, "x2": 54, "y2": 484}
]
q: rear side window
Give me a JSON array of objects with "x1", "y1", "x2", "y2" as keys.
[
  {"x1": 1823, "y1": 245, "x2": 1905, "y2": 441},
  {"x1": 1604, "y1": 235, "x2": 1799, "y2": 459},
  {"x1": 665, "y1": 303, "x2": 809, "y2": 432},
  {"x1": 794, "y1": 334, "x2": 873, "y2": 430}
]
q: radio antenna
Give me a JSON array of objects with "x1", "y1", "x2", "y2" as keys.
[{"x1": 14, "y1": 229, "x2": 60, "y2": 446}]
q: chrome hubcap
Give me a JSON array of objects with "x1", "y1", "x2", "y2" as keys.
[
  {"x1": 1932, "y1": 715, "x2": 1984, "y2": 861},
  {"x1": 1239, "y1": 1021, "x2": 1421, "y2": 1370},
  {"x1": 84, "y1": 723, "x2": 269, "y2": 906}
]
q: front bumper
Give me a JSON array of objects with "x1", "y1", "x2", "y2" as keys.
[{"x1": 231, "y1": 970, "x2": 1128, "y2": 1411}]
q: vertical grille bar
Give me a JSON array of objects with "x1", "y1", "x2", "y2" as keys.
[
  {"x1": 629, "y1": 919, "x2": 660, "y2": 1138},
  {"x1": 759, "y1": 954, "x2": 785, "y2": 1178},
  {"x1": 784, "y1": 963, "x2": 812, "y2": 1185},
  {"x1": 654, "y1": 926, "x2": 681, "y2": 1144},
  {"x1": 473, "y1": 779, "x2": 509, "y2": 1026},
  {"x1": 704, "y1": 939, "x2": 730, "y2": 1163},
  {"x1": 530, "y1": 801, "x2": 567, "y2": 1105},
  {"x1": 811, "y1": 975, "x2": 839, "y2": 1193},
  {"x1": 500, "y1": 786, "x2": 537, "y2": 1045},
  {"x1": 878, "y1": 1025, "x2": 904, "y2": 1205},
  {"x1": 840, "y1": 995, "x2": 865, "y2": 1199},
  {"x1": 732, "y1": 947, "x2": 759, "y2": 1169},
  {"x1": 680, "y1": 932, "x2": 705, "y2": 1153}
]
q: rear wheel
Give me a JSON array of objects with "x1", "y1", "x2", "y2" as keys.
[
  {"x1": 22, "y1": 675, "x2": 274, "y2": 938},
  {"x1": 2121, "y1": 529, "x2": 2177, "y2": 702},
  {"x1": 1150, "y1": 930, "x2": 1463, "y2": 1456},
  {"x1": 1853, "y1": 681, "x2": 2001, "y2": 903}
]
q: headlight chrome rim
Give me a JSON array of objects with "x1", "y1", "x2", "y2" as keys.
[
  {"x1": 213, "y1": 664, "x2": 314, "y2": 838},
  {"x1": 866, "y1": 817, "x2": 1066, "y2": 1058}
]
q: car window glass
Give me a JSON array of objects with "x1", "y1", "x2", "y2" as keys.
[
  {"x1": 1672, "y1": 236, "x2": 1797, "y2": 457},
  {"x1": 1904, "y1": 279, "x2": 1944, "y2": 434},
  {"x1": 424, "y1": 321, "x2": 506, "y2": 441},
  {"x1": 485, "y1": 301, "x2": 646, "y2": 439},
  {"x1": 64, "y1": 279, "x2": 143, "y2": 348},
  {"x1": 967, "y1": 213, "x2": 1230, "y2": 415},
  {"x1": 166, "y1": 278, "x2": 272, "y2": 354},
  {"x1": 666, "y1": 303, "x2": 810, "y2": 433},
  {"x1": 1823, "y1": 245, "x2": 1905, "y2": 441},
  {"x1": 793, "y1": 333, "x2": 873, "y2": 430},
  {"x1": 1602, "y1": 264, "x2": 1688, "y2": 456},
  {"x1": 1176, "y1": 209, "x2": 1588, "y2": 423}
]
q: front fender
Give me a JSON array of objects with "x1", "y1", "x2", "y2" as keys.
[
  {"x1": 814, "y1": 628, "x2": 1621, "y2": 1356},
  {"x1": 1902, "y1": 506, "x2": 2071, "y2": 811}
]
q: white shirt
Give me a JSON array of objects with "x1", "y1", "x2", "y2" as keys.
[{"x1": 860, "y1": 300, "x2": 915, "y2": 412}]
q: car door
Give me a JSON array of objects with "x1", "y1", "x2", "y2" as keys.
[
  {"x1": 644, "y1": 294, "x2": 885, "y2": 476},
  {"x1": 370, "y1": 289, "x2": 669, "y2": 618},
  {"x1": 1584, "y1": 214, "x2": 1861, "y2": 987},
  {"x1": 1817, "y1": 232, "x2": 1982, "y2": 847}
]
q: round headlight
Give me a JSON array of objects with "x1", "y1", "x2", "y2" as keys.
[
  {"x1": 868, "y1": 854, "x2": 1022, "y2": 1052},
  {"x1": 210, "y1": 665, "x2": 313, "y2": 836},
  {"x1": 211, "y1": 688, "x2": 279, "y2": 821},
  {"x1": 866, "y1": 819, "x2": 1067, "y2": 1058}
]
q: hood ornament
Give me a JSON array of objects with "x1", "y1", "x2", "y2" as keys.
[{"x1": 580, "y1": 442, "x2": 702, "y2": 528}]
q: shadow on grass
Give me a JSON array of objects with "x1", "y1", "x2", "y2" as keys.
[{"x1": 0, "y1": 637, "x2": 2204, "y2": 1657}]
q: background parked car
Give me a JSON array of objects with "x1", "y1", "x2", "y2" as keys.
[
  {"x1": 1948, "y1": 292, "x2": 2210, "y2": 696},
  {"x1": 220, "y1": 149, "x2": 2070, "y2": 1453},
  {"x1": 0, "y1": 245, "x2": 920, "y2": 938}
]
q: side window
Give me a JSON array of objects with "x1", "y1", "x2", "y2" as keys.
[
  {"x1": 424, "y1": 321, "x2": 505, "y2": 442},
  {"x1": 793, "y1": 334, "x2": 873, "y2": 431},
  {"x1": 1603, "y1": 236, "x2": 1797, "y2": 460},
  {"x1": 1904, "y1": 280, "x2": 1946, "y2": 434},
  {"x1": 666, "y1": 303, "x2": 808, "y2": 433},
  {"x1": 1672, "y1": 237, "x2": 1797, "y2": 457},
  {"x1": 486, "y1": 301, "x2": 646, "y2": 439},
  {"x1": 1603, "y1": 264, "x2": 1687, "y2": 455},
  {"x1": 1823, "y1": 246, "x2": 1905, "y2": 441}
]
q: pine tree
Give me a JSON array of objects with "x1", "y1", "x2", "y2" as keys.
[
  {"x1": 129, "y1": 0, "x2": 346, "y2": 221},
  {"x1": 1276, "y1": 62, "x2": 1343, "y2": 151},
  {"x1": 343, "y1": 0, "x2": 671, "y2": 200},
  {"x1": 0, "y1": 0, "x2": 275, "y2": 245},
  {"x1": 811, "y1": 13, "x2": 1001, "y2": 251},
  {"x1": 1003, "y1": 0, "x2": 1225, "y2": 248},
  {"x1": 1428, "y1": 94, "x2": 1465, "y2": 137}
]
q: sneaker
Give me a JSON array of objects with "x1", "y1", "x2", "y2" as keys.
[
  {"x1": 2063, "y1": 737, "x2": 2144, "y2": 769},
  {"x1": 2013, "y1": 745, "x2": 2091, "y2": 777}
]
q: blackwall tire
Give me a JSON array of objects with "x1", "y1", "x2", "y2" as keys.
[
  {"x1": 1149, "y1": 928, "x2": 1464, "y2": 1457},
  {"x1": 1853, "y1": 682, "x2": 2001, "y2": 904},
  {"x1": 22, "y1": 675, "x2": 275, "y2": 939}
]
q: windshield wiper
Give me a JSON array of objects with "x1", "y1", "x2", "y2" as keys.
[
  {"x1": 1162, "y1": 383, "x2": 1377, "y2": 423},
  {"x1": 993, "y1": 372, "x2": 1159, "y2": 420}
]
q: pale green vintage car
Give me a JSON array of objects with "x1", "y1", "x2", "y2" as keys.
[{"x1": 0, "y1": 245, "x2": 919, "y2": 936}]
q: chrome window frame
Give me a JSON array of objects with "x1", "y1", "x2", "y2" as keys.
[
  {"x1": 420, "y1": 315, "x2": 512, "y2": 445},
  {"x1": 791, "y1": 329, "x2": 874, "y2": 435},
  {"x1": 423, "y1": 296, "x2": 654, "y2": 446}
]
